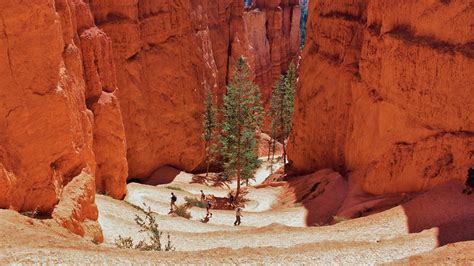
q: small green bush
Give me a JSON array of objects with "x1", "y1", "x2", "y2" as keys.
[
  {"x1": 184, "y1": 196, "x2": 206, "y2": 208},
  {"x1": 174, "y1": 204, "x2": 192, "y2": 219},
  {"x1": 115, "y1": 204, "x2": 175, "y2": 252},
  {"x1": 165, "y1": 186, "x2": 183, "y2": 191}
]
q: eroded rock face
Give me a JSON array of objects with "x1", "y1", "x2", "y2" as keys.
[
  {"x1": 0, "y1": 0, "x2": 299, "y2": 239},
  {"x1": 278, "y1": 169, "x2": 347, "y2": 225},
  {"x1": 88, "y1": 0, "x2": 301, "y2": 178},
  {"x1": 288, "y1": 0, "x2": 474, "y2": 194},
  {"x1": 0, "y1": 0, "x2": 128, "y2": 239}
]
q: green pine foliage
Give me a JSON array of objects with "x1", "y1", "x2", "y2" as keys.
[
  {"x1": 220, "y1": 56, "x2": 264, "y2": 196},
  {"x1": 270, "y1": 62, "x2": 296, "y2": 171},
  {"x1": 203, "y1": 88, "x2": 217, "y2": 177}
]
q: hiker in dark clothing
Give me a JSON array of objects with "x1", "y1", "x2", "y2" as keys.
[
  {"x1": 200, "y1": 190, "x2": 206, "y2": 203},
  {"x1": 228, "y1": 191, "x2": 235, "y2": 208},
  {"x1": 234, "y1": 207, "x2": 243, "y2": 226},
  {"x1": 201, "y1": 213, "x2": 211, "y2": 223},
  {"x1": 169, "y1": 192, "x2": 177, "y2": 214},
  {"x1": 206, "y1": 199, "x2": 213, "y2": 217},
  {"x1": 462, "y1": 167, "x2": 474, "y2": 195}
]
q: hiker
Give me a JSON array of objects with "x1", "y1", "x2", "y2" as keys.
[
  {"x1": 228, "y1": 191, "x2": 235, "y2": 207},
  {"x1": 206, "y1": 199, "x2": 213, "y2": 217},
  {"x1": 222, "y1": 173, "x2": 228, "y2": 182},
  {"x1": 200, "y1": 190, "x2": 206, "y2": 203},
  {"x1": 234, "y1": 207, "x2": 243, "y2": 226},
  {"x1": 169, "y1": 192, "x2": 177, "y2": 214},
  {"x1": 462, "y1": 167, "x2": 474, "y2": 195},
  {"x1": 201, "y1": 213, "x2": 211, "y2": 223}
]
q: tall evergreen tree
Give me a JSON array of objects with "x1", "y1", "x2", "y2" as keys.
[
  {"x1": 270, "y1": 62, "x2": 296, "y2": 172},
  {"x1": 203, "y1": 88, "x2": 216, "y2": 178},
  {"x1": 220, "y1": 56, "x2": 263, "y2": 197}
]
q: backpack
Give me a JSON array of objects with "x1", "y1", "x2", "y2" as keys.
[{"x1": 171, "y1": 195, "x2": 177, "y2": 202}]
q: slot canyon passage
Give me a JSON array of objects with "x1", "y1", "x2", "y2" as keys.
[{"x1": 0, "y1": 0, "x2": 473, "y2": 264}]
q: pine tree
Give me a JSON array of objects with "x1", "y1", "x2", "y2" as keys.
[
  {"x1": 270, "y1": 62, "x2": 296, "y2": 172},
  {"x1": 269, "y1": 75, "x2": 285, "y2": 162},
  {"x1": 220, "y1": 56, "x2": 263, "y2": 197},
  {"x1": 203, "y1": 88, "x2": 216, "y2": 178}
]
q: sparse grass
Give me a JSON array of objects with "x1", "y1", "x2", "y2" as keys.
[
  {"x1": 165, "y1": 185, "x2": 183, "y2": 191},
  {"x1": 174, "y1": 204, "x2": 192, "y2": 219},
  {"x1": 184, "y1": 197, "x2": 206, "y2": 208},
  {"x1": 115, "y1": 204, "x2": 175, "y2": 252}
]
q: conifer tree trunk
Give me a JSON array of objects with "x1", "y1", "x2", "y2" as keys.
[
  {"x1": 236, "y1": 76, "x2": 242, "y2": 198},
  {"x1": 205, "y1": 142, "x2": 210, "y2": 178},
  {"x1": 267, "y1": 139, "x2": 271, "y2": 161}
]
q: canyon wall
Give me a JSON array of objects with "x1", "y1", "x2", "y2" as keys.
[
  {"x1": 288, "y1": 0, "x2": 474, "y2": 194},
  {"x1": 0, "y1": 0, "x2": 127, "y2": 241},
  {"x1": 87, "y1": 0, "x2": 301, "y2": 178},
  {"x1": 0, "y1": 0, "x2": 300, "y2": 237}
]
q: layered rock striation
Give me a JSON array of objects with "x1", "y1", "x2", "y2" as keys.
[
  {"x1": 0, "y1": 0, "x2": 300, "y2": 237},
  {"x1": 288, "y1": 0, "x2": 474, "y2": 194},
  {"x1": 0, "y1": 0, "x2": 127, "y2": 239},
  {"x1": 88, "y1": 0, "x2": 301, "y2": 178}
]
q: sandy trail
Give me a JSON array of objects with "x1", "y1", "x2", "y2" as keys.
[
  {"x1": 1, "y1": 159, "x2": 470, "y2": 264},
  {"x1": 0, "y1": 209, "x2": 439, "y2": 265},
  {"x1": 97, "y1": 161, "x2": 435, "y2": 253}
]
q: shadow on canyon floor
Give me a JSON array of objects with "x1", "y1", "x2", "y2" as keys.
[
  {"x1": 401, "y1": 180, "x2": 474, "y2": 246},
  {"x1": 286, "y1": 172, "x2": 474, "y2": 247},
  {"x1": 128, "y1": 166, "x2": 181, "y2": 186}
]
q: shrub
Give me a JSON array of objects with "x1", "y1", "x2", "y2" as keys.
[
  {"x1": 115, "y1": 235, "x2": 134, "y2": 249},
  {"x1": 184, "y1": 196, "x2": 206, "y2": 208},
  {"x1": 174, "y1": 204, "x2": 192, "y2": 219},
  {"x1": 114, "y1": 204, "x2": 175, "y2": 252},
  {"x1": 165, "y1": 185, "x2": 183, "y2": 191}
]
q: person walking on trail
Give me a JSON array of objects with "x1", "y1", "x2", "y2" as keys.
[
  {"x1": 206, "y1": 199, "x2": 213, "y2": 217},
  {"x1": 234, "y1": 207, "x2": 243, "y2": 226},
  {"x1": 228, "y1": 191, "x2": 235, "y2": 208},
  {"x1": 201, "y1": 212, "x2": 211, "y2": 223},
  {"x1": 169, "y1": 192, "x2": 177, "y2": 214},
  {"x1": 462, "y1": 167, "x2": 474, "y2": 195},
  {"x1": 200, "y1": 190, "x2": 206, "y2": 203}
]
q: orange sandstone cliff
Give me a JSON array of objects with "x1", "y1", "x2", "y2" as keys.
[
  {"x1": 87, "y1": 0, "x2": 300, "y2": 178},
  {"x1": 0, "y1": 0, "x2": 300, "y2": 237},
  {"x1": 0, "y1": 0, "x2": 127, "y2": 240},
  {"x1": 288, "y1": 0, "x2": 474, "y2": 194}
]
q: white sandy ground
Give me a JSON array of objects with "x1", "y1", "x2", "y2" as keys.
[{"x1": 0, "y1": 159, "x2": 469, "y2": 264}]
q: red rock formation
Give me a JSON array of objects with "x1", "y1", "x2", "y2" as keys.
[
  {"x1": 0, "y1": 0, "x2": 128, "y2": 239},
  {"x1": 92, "y1": 92, "x2": 127, "y2": 199},
  {"x1": 88, "y1": 0, "x2": 219, "y2": 179},
  {"x1": 0, "y1": 0, "x2": 300, "y2": 239},
  {"x1": 88, "y1": 0, "x2": 301, "y2": 178},
  {"x1": 288, "y1": 0, "x2": 474, "y2": 194},
  {"x1": 277, "y1": 169, "x2": 347, "y2": 225},
  {"x1": 52, "y1": 171, "x2": 103, "y2": 243}
]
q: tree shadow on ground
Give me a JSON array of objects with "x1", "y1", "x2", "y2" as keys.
[{"x1": 190, "y1": 173, "x2": 231, "y2": 189}]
